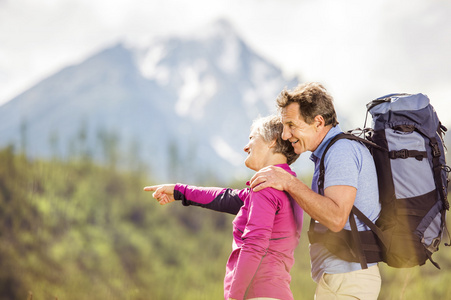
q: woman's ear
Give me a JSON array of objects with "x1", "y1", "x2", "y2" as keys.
[{"x1": 268, "y1": 139, "x2": 277, "y2": 149}]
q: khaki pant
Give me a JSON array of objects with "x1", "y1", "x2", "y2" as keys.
[{"x1": 314, "y1": 265, "x2": 381, "y2": 300}]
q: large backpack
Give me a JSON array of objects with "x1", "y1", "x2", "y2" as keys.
[{"x1": 308, "y1": 93, "x2": 450, "y2": 269}]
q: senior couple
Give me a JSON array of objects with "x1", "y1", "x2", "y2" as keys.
[{"x1": 144, "y1": 82, "x2": 381, "y2": 300}]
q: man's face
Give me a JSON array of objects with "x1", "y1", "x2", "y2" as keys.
[{"x1": 281, "y1": 102, "x2": 321, "y2": 154}]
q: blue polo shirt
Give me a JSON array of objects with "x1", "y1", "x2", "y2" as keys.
[{"x1": 309, "y1": 125, "x2": 381, "y2": 282}]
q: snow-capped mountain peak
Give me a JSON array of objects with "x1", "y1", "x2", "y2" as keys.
[{"x1": 0, "y1": 19, "x2": 301, "y2": 183}]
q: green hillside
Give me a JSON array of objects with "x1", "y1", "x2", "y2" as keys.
[{"x1": 1, "y1": 146, "x2": 451, "y2": 299}]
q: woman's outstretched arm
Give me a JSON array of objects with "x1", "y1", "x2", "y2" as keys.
[{"x1": 144, "y1": 184, "x2": 247, "y2": 215}]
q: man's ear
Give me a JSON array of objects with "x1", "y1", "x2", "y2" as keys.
[{"x1": 314, "y1": 115, "x2": 326, "y2": 130}]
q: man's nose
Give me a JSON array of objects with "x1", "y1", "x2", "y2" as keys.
[{"x1": 281, "y1": 127, "x2": 291, "y2": 140}]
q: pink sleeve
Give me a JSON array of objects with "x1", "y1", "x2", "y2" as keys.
[
  {"x1": 175, "y1": 183, "x2": 228, "y2": 204},
  {"x1": 228, "y1": 189, "x2": 279, "y2": 299},
  {"x1": 174, "y1": 184, "x2": 249, "y2": 215}
]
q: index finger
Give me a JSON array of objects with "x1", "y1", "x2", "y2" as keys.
[
  {"x1": 249, "y1": 174, "x2": 265, "y2": 189},
  {"x1": 249, "y1": 166, "x2": 273, "y2": 188},
  {"x1": 143, "y1": 185, "x2": 158, "y2": 192},
  {"x1": 252, "y1": 181, "x2": 268, "y2": 192}
]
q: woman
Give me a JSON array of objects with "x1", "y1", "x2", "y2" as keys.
[{"x1": 144, "y1": 115, "x2": 303, "y2": 300}]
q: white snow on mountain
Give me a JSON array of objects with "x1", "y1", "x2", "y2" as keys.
[
  {"x1": 217, "y1": 34, "x2": 240, "y2": 75},
  {"x1": 176, "y1": 63, "x2": 217, "y2": 118},
  {"x1": 135, "y1": 41, "x2": 170, "y2": 85}
]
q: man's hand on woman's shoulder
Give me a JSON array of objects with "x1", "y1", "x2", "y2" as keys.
[{"x1": 249, "y1": 165, "x2": 294, "y2": 192}]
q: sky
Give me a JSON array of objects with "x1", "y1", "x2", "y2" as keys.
[{"x1": 1, "y1": 0, "x2": 451, "y2": 125}]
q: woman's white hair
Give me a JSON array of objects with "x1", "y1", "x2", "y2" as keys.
[{"x1": 250, "y1": 115, "x2": 300, "y2": 165}]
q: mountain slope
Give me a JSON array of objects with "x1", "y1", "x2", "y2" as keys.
[{"x1": 0, "y1": 20, "x2": 300, "y2": 182}]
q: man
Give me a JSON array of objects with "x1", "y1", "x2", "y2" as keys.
[{"x1": 250, "y1": 82, "x2": 381, "y2": 299}]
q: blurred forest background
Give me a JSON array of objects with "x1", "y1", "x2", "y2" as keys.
[
  {"x1": 2, "y1": 1, "x2": 451, "y2": 299},
  {"x1": 1, "y1": 139, "x2": 451, "y2": 300}
]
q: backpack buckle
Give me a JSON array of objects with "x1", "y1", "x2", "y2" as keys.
[
  {"x1": 398, "y1": 149, "x2": 408, "y2": 159},
  {"x1": 431, "y1": 143, "x2": 441, "y2": 157},
  {"x1": 390, "y1": 149, "x2": 409, "y2": 159},
  {"x1": 423, "y1": 236, "x2": 441, "y2": 253}
]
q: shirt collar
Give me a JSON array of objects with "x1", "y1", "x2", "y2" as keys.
[
  {"x1": 310, "y1": 125, "x2": 343, "y2": 162},
  {"x1": 274, "y1": 163, "x2": 296, "y2": 177},
  {"x1": 246, "y1": 163, "x2": 295, "y2": 186}
]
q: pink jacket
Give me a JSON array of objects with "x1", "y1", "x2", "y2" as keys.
[{"x1": 174, "y1": 164, "x2": 303, "y2": 300}]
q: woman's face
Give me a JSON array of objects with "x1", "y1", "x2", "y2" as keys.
[{"x1": 243, "y1": 127, "x2": 274, "y2": 171}]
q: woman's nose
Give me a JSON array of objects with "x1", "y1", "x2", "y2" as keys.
[{"x1": 243, "y1": 144, "x2": 250, "y2": 153}]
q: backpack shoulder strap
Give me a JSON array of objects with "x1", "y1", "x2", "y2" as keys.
[
  {"x1": 317, "y1": 132, "x2": 387, "y2": 239},
  {"x1": 317, "y1": 133, "x2": 346, "y2": 195},
  {"x1": 313, "y1": 132, "x2": 388, "y2": 268},
  {"x1": 317, "y1": 132, "x2": 384, "y2": 194}
]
